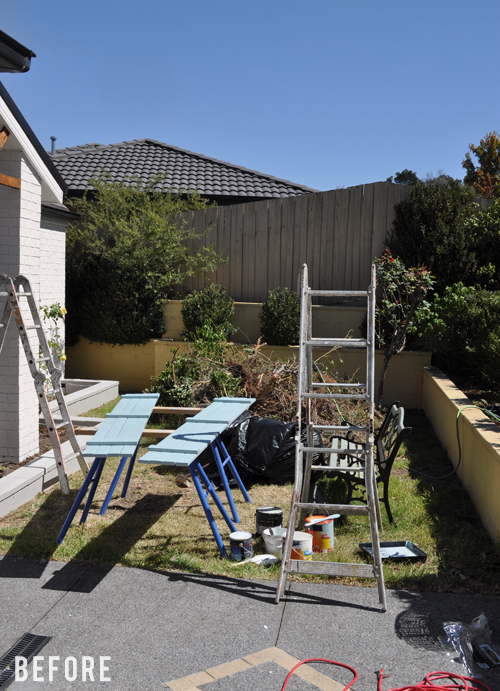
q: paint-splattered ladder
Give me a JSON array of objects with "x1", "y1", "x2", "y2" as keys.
[
  {"x1": 0, "y1": 274, "x2": 88, "y2": 494},
  {"x1": 276, "y1": 263, "x2": 387, "y2": 611}
]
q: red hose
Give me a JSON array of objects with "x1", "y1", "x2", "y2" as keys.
[
  {"x1": 280, "y1": 658, "x2": 357, "y2": 691},
  {"x1": 378, "y1": 668, "x2": 493, "y2": 691}
]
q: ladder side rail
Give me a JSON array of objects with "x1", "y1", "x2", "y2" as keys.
[
  {"x1": 365, "y1": 264, "x2": 386, "y2": 608},
  {"x1": 276, "y1": 264, "x2": 309, "y2": 602},
  {"x1": 5, "y1": 276, "x2": 70, "y2": 494},
  {"x1": 0, "y1": 274, "x2": 13, "y2": 354},
  {"x1": 299, "y1": 285, "x2": 315, "y2": 528},
  {"x1": 15, "y1": 276, "x2": 88, "y2": 477}
]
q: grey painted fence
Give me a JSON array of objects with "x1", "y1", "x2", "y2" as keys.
[{"x1": 177, "y1": 182, "x2": 413, "y2": 302}]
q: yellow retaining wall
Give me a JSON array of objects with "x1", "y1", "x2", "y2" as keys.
[
  {"x1": 66, "y1": 339, "x2": 156, "y2": 392},
  {"x1": 422, "y1": 366, "x2": 500, "y2": 544},
  {"x1": 162, "y1": 300, "x2": 365, "y2": 344},
  {"x1": 67, "y1": 337, "x2": 430, "y2": 409}
]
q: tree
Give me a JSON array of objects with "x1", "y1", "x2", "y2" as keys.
[
  {"x1": 386, "y1": 169, "x2": 419, "y2": 186},
  {"x1": 386, "y1": 179, "x2": 477, "y2": 293},
  {"x1": 66, "y1": 175, "x2": 224, "y2": 345},
  {"x1": 462, "y1": 131, "x2": 500, "y2": 199},
  {"x1": 374, "y1": 250, "x2": 434, "y2": 409}
]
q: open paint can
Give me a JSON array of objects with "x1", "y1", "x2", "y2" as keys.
[
  {"x1": 229, "y1": 531, "x2": 253, "y2": 561},
  {"x1": 255, "y1": 506, "x2": 283, "y2": 535},
  {"x1": 287, "y1": 531, "x2": 313, "y2": 561},
  {"x1": 305, "y1": 514, "x2": 339, "y2": 553}
]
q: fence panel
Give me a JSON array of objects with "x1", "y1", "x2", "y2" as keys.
[{"x1": 173, "y1": 182, "x2": 415, "y2": 300}]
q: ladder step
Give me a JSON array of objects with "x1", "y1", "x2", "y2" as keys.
[
  {"x1": 24, "y1": 324, "x2": 41, "y2": 330},
  {"x1": 312, "y1": 424, "x2": 368, "y2": 431},
  {"x1": 310, "y1": 382, "x2": 366, "y2": 389},
  {"x1": 55, "y1": 421, "x2": 70, "y2": 430},
  {"x1": 297, "y1": 502, "x2": 369, "y2": 516},
  {"x1": 287, "y1": 560, "x2": 376, "y2": 578},
  {"x1": 64, "y1": 451, "x2": 83, "y2": 463},
  {"x1": 306, "y1": 338, "x2": 368, "y2": 348},
  {"x1": 303, "y1": 393, "x2": 367, "y2": 401},
  {"x1": 35, "y1": 357, "x2": 51, "y2": 362},
  {"x1": 302, "y1": 446, "x2": 365, "y2": 455},
  {"x1": 306, "y1": 289, "x2": 368, "y2": 297}
]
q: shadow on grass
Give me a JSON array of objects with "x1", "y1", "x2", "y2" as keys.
[
  {"x1": 398, "y1": 409, "x2": 500, "y2": 595},
  {"x1": 0, "y1": 492, "x2": 180, "y2": 593}
]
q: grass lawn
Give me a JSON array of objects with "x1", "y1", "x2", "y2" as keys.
[{"x1": 0, "y1": 404, "x2": 498, "y2": 594}]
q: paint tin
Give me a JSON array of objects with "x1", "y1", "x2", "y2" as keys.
[
  {"x1": 262, "y1": 527, "x2": 287, "y2": 556},
  {"x1": 229, "y1": 531, "x2": 253, "y2": 561},
  {"x1": 305, "y1": 515, "x2": 339, "y2": 553},
  {"x1": 287, "y1": 531, "x2": 313, "y2": 561},
  {"x1": 255, "y1": 506, "x2": 283, "y2": 535}
]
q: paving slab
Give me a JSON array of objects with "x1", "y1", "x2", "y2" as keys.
[
  {"x1": 1, "y1": 557, "x2": 500, "y2": 691},
  {"x1": 279, "y1": 581, "x2": 500, "y2": 691}
]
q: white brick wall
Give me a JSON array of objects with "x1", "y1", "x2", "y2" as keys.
[{"x1": 0, "y1": 150, "x2": 43, "y2": 462}]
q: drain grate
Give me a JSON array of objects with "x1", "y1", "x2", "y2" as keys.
[{"x1": 0, "y1": 633, "x2": 51, "y2": 689}]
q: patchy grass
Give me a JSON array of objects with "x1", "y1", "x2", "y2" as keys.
[{"x1": 0, "y1": 409, "x2": 498, "y2": 594}]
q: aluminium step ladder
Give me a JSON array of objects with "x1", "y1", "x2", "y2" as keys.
[
  {"x1": 0, "y1": 274, "x2": 88, "y2": 494},
  {"x1": 276, "y1": 263, "x2": 387, "y2": 611}
]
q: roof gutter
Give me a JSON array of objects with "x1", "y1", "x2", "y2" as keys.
[{"x1": 0, "y1": 30, "x2": 36, "y2": 73}]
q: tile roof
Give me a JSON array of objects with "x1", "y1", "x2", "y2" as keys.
[{"x1": 50, "y1": 139, "x2": 319, "y2": 200}]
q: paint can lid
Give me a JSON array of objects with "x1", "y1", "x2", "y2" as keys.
[{"x1": 229, "y1": 531, "x2": 252, "y2": 541}]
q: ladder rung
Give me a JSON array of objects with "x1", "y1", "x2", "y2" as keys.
[
  {"x1": 55, "y1": 421, "x2": 70, "y2": 430},
  {"x1": 306, "y1": 290, "x2": 368, "y2": 297},
  {"x1": 312, "y1": 464, "x2": 365, "y2": 472},
  {"x1": 35, "y1": 357, "x2": 51, "y2": 362},
  {"x1": 303, "y1": 446, "x2": 365, "y2": 455},
  {"x1": 312, "y1": 424, "x2": 368, "y2": 431},
  {"x1": 287, "y1": 560, "x2": 376, "y2": 578},
  {"x1": 303, "y1": 393, "x2": 367, "y2": 400},
  {"x1": 24, "y1": 324, "x2": 41, "y2": 330},
  {"x1": 306, "y1": 338, "x2": 368, "y2": 348},
  {"x1": 310, "y1": 382, "x2": 366, "y2": 389},
  {"x1": 297, "y1": 502, "x2": 369, "y2": 516},
  {"x1": 64, "y1": 451, "x2": 83, "y2": 463},
  {"x1": 0, "y1": 323, "x2": 5, "y2": 329}
]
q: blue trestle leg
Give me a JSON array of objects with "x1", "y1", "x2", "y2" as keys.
[
  {"x1": 80, "y1": 458, "x2": 106, "y2": 524},
  {"x1": 57, "y1": 457, "x2": 104, "y2": 544},
  {"x1": 215, "y1": 438, "x2": 252, "y2": 504},
  {"x1": 211, "y1": 441, "x2": 240, "y2": 523},
  {"x1": 189, "y1": 460, "x2": 236, "y2": 559},
  {"x1": 121, "y1": 445, "x2": 140, "y2": 498},
  {"x1": 99, "y1": 456, "x2": 128, "y2": 516}
]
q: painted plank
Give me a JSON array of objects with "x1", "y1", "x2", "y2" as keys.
[
  {"x1": 333, "y1": 189, "x2": 350, "y2": 292},
  {"x1": 267, "y1": 198, "x2": 283, "y2": 294},
  {"x1": 242, "y1": 202, "x2": 256, "y2": 301},
  {"x1": 254, "y1": 200, "x2": 269, "y2": 302},
  {"x1": 229, "y1": 204, "x2": 244, "y2": 300},
  {"x1": 282, "y1": 197, "x2": 296, "y2": 291},
  {"x1": 216, "y1": 206, "x2": 230, "y2": 288},
  {"x1": 347, "y1": 185, "x2": 363, "y2": 290},
  {"x1": 294, "y1": 195, "x2": 309, "y2": 292},
  {"x1": 359, "y1": 183, "x2": 374, "y2": 290},
  {"x1": 319, "y1": 190, "x2": 336, "y2": 303},
  {"x1": 203, "y1": 206, "x2": 219, "y2": 287},
  {"x1": 371, "y1": 182, "x2": 389, "y2": 261}
]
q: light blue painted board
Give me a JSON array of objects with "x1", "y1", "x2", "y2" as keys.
[
  {"x1": 140, "y1": 397, "x2": 255, "y2": 467},
  {"x1": 83, "y1": 393, "x2": 159, "y2": 458}
]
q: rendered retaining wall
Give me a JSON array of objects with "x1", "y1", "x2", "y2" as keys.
[
  {"x1": 163, "y1": 300, "x2": 365, "y2": 344},
  {"x1": 422, "y1": 366, "x2": 500, "y2": 545},
  {"x1": 67, "y1": 337, "x2": 430, "y2": 409}
]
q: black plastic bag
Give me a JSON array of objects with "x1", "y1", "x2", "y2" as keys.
[{"x1": 200, "y1": 414, "x2": 325, "y2": 486}]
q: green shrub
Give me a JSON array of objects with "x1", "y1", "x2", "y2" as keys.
[
  {"x1": 181, "y1": 284, "x2": 237, "y2": 341},
  {"x1": 387, "y1": 179, "x2": 478, "y2": 293},
  {"x1": 260, "y1": 287, "x2": 300, "y2": 346},
  {"x1": 66, "y1": 174, "x2": 222, "y2": 346},
  {"x1": 422, "y1": 283, "x2": 500, "y2": 388}
]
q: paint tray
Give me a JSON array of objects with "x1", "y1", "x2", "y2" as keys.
[{"x1": 359, "y1": 540, "x2": 427, "y2": 563}]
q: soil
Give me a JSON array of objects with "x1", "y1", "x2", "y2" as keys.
[{"x1": 0, "y1": 428, "x2": 69, "y2": 478}]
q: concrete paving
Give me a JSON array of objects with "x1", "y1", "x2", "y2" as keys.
[{"x1": 1, "y1": 556, "x2": 499, "y2": 691}]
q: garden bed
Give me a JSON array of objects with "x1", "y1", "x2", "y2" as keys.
[{"x1": 0, "y1": 408, "x2": 498, "y2": 595}]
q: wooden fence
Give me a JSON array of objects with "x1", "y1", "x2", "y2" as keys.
[{"x1": 177, "y1": 182, "x2": 413, "y2": 302}]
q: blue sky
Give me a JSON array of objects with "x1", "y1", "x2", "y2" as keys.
[{"x1": 2, "y1": 1, "x2": 499, "y2": 191}]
